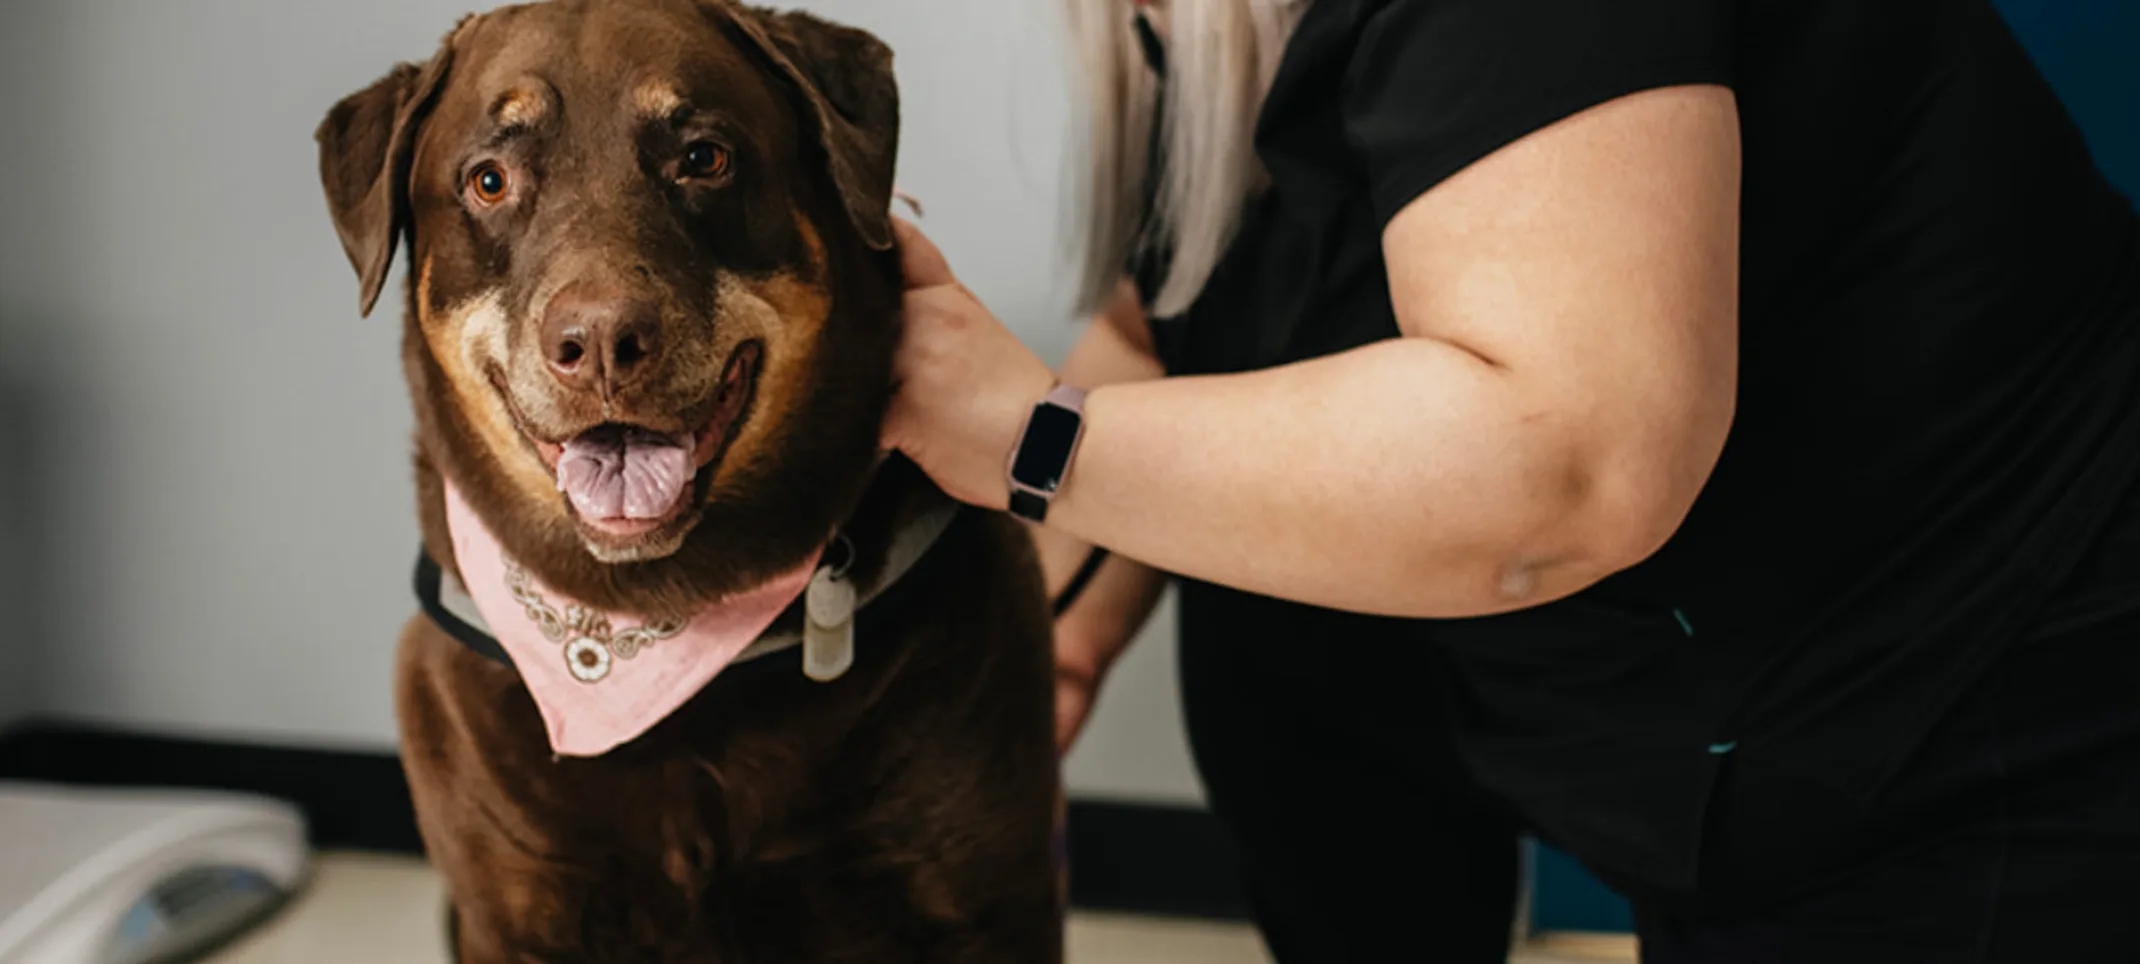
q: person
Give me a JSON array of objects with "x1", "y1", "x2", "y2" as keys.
[{"x1": 882, "y1": 0, "x2": 2140, "y2": 960}]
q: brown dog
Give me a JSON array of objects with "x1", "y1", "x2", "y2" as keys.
[{"x1": 313, "y1": 1, "x2": 1063, "y2": 960}]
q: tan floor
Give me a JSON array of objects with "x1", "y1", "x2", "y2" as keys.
[{"x1": 205, "y1": 852, "x2": 1633, "y2": 963}]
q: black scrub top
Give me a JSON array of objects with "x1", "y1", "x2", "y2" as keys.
[{"x1": 1142, "y1": 0, "x2": 2140, "y2": 894}]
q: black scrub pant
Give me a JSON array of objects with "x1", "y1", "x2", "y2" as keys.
[{"x1": 1176, "y1": 584, "x2": 2140, "y2": 963}]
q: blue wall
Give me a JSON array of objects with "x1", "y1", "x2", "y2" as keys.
[
  {"x1": 1530, "y1": 0, "x2": 2139, "y2": 935},
  {"x1": 1995, "y1": 0, "x2": 2140, "y2": 204}
]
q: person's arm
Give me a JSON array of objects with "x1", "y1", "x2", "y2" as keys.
[
  {"x1": 1057, "y1": 86, "x2": 1740, "y2": 618},
  {"x1": 887, "y1": 85, "x2": 1740, "y2": 620},
  {"x1": 1031, "y1": 279, "x2": 1171, "y2": 752},
  {"x1": 1028, "y1": 279, "x2": 1163, "y2": 596}
]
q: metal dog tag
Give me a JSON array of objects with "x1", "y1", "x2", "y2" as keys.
[{"x1": 803, "y1": 567, "x2": 856, "y2": 682}]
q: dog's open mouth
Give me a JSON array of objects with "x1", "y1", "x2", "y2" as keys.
[{"x1": 529, "y1": 342, "x2": 762, "y2": 548}]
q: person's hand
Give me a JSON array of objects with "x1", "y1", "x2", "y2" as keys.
[
  {"x1": 883, "y1": 218, "x2": 1056, "y2": 511},
  {"x1": 1053, "y1": 620, "x2": 1127, "y2": 755},
  {"x1": 1031, "y1": 524, "x2": 1115, "y2": 754},
  {"x1": 1033, "y1": 524, "x2": 1168, "y2": 756}
]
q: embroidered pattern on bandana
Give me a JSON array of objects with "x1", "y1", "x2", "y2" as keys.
[{"x1": 503, "y1": 561, "x2": 686, "y2": 683}]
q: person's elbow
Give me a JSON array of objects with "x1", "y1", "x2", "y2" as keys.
[
  {"x1": 1581, "y1": 446, "x2": 1716, "y2": 574},
  {"x1": 1461, "y1": 385, "x2": 1734, "y2": 615},
  {"x1": 1545, "y1": 392, "x2": 1735, "y2": 596}
]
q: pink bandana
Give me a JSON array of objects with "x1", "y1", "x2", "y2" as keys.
[{"x1": 442, "y1": 482, "x2": 821, "y2": 757}]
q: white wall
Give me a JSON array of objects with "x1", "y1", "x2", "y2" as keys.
[
  {"x1": 0, "y1": 0, "x2": 1202, "y2": 805},
  {"x1": 0, "y1": 2, "x2": 63, "y2": 731},
  {"x1": 0, "y1": 327, "x2": 35, "y2": 728}
]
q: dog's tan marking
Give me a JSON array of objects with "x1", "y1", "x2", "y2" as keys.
[
  {"x1": 418, "y1": 259, "x2": 556, "y2": 502},
  {"x1": 633, "y1": 81, "x2": 686, "y2": 120},
  {"x1": 417, "y1": 255, "x2": 433, "y2": 315},
  {"x1": 705, "y1": 218, "x2": 833, "y2": 497},
  {"x1": 492, "y1": 88, "x2": 550, "y2": 129},
  {"x1": 707, "y1": 273, "x2": 829, "y2": 488}
]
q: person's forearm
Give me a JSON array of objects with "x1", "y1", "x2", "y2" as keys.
[
  {"x1": 1055, "y1": 547, "x2": 1167, "y2": 653},
  {"x1": 1026, "y1": 284, "x2": 1171, "y2": 663},
  {"x1": 1030, "y1": 280, "x2": 1165, "y2": 598},
  {"x1": 1049, "y1": 336, "x2": 1685, "y2": 620}
]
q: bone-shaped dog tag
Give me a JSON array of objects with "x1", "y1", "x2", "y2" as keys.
[{"x1": 803, "y1": 566, "x2": 856, "y2": 682}]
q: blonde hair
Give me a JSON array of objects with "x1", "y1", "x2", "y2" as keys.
[{"x1": 1064, "y1": 0, "x2": 1307, "y2": 319}]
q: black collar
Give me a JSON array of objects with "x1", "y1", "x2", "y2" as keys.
[
  {"x1": 414, "y1": 508, "x2": 961, "y2": 680},
  {"x1": 416, "y1": 510, "x2": 1113, "y2": 676}
]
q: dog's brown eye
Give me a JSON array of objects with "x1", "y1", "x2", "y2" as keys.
[
  {"x1": 680, "y1": 142, "x2": 730, "y2": 181},
  {"x1": 468, "y1": 162, "x2": 510, "y2": 204}
]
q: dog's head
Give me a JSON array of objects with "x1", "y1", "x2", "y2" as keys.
[{"x1": 317, "y1": 0, "x2": 902, "y2": 605}]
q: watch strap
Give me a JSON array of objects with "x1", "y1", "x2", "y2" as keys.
[
  {"x1": 1041, "y1": 383, "x2": 1089, "y2": 412},
  {"x1": 1010, "y1": 489, "x2": 1050, "y2": 523}
]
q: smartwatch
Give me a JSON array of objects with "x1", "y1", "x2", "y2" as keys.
[{"x1": 1006, "y1": 384, "x2": 1089, "y2": 523}]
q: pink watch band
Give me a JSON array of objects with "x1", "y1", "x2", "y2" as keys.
[{"x1": 1042, "y1": 384, "x2": 1088, "y2": 412}]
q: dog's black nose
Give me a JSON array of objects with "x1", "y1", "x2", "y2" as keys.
[{"x1": 541, "y1": 284, "x2": 663, "y2": 395}]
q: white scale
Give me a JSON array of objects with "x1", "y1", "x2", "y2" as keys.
[{"x1": 0, "y1": 782, "x2": 309, "y2": 964}]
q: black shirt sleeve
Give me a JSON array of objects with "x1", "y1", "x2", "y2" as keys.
[{"x1": 1345, "y1": 0, "x2": 1738, "y2": 227}]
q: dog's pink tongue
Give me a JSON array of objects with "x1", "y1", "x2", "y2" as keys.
[{"x1": 557, "y1": 430, "x2": 692, "y2": 521}]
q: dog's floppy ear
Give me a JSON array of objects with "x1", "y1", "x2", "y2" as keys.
[
  {"x1": 314, "y1": 21, "x2": 467, "y2": 317},
  {"x1": 719, "y1": 4, "x2": 901, "y2": 251}
]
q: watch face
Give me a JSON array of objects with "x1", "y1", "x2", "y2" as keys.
[{"x1": 1011, "y1": 403, "x2": 1082, "y2": 491}]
